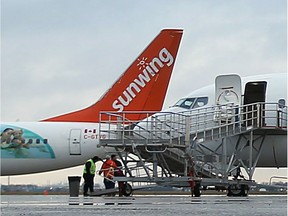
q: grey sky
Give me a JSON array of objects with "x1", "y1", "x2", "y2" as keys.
[{"x1": 1, "y1": 0, "x2": 287, "y2": 185}]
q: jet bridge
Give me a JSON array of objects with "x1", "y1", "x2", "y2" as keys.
[{"x1": 98, "y1": 102, "x2": 287, "y2": 196}]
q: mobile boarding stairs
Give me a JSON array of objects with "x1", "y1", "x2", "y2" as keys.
[{"x1": 99, "y1": 102, "x2": 287, "y2": 196}]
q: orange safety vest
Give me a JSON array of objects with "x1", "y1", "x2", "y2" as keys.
[{"x1": 100, "y1": 159, "x2": 117, "y2": 179}]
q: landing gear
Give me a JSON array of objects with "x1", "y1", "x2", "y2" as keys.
[{"x1": 227, "y1": 184, "x2": 249, "y2": 197}]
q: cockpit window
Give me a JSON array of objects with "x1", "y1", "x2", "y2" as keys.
[
  {"x1": 173, "y1": 97, "x2": 208, "y2": 109},
  {"x1": 174, "y1": 98, "x2": 186, "y2": 107},
  {"x1": 174, "y1": 98, "x2": 196, "y2": 109},
  {"x1": 193, "y1": 97, "x2": 208, "y2": 108}
]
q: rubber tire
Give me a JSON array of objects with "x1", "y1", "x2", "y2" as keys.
[
  {"x1": 122, "y1": 183, "x2": 133, "y2": 197},
  {"x1": 227, "y1": 184, "x2": 248, "y2": 197}
]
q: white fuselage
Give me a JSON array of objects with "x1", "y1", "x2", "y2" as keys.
[{"x1": 0, "y1": 122, "x2": 114, "y2": 175}]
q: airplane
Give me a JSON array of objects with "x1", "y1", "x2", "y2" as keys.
[
  {"x1": 134, "y1": 73, "x2": 287, "y2": 169},
  {"x1": 0, "y1": 29, "x2": 183, "y2": 176}
]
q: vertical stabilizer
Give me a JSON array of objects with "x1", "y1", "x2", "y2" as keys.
[{"x1": 43, "y1": 29, "x2": 183, "y2": 122}]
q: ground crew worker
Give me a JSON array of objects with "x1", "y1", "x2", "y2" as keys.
[
  {"x1": 111, "y1": 154, "x2": 125, "y2": 197},
  {"x1": 188, "y1": 166, "x2": 195, "y2": 197},
  {"x1": 99, "y1": 155, "x2": 117, "y2": 190},
  {"x1": 83, "y1": 156, "x2": 99, "y2": 196}
]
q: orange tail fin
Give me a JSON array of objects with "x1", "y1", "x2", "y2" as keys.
[{"x1": 43, "y1": 29, "x2": 183, "y2": 122}]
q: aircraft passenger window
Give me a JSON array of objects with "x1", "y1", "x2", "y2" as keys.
[
  {"x1": 43, "y1": 139, "x2": 48, "y2": 144},
  {"x1": 36, "y1": 139, "x2": 40, "y2": 144},
  {"x1": 192, "y1": 97, "x2": 208, "y2": 109},
  {"x1": 28, "y1": 139, "x2": 33, "y2": 144}
]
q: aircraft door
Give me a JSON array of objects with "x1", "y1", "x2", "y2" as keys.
[
  {"x1": 69, "y1": 129, "x2": 81, "y2": 155},
  {"x1": 244, "y1": 81, "x2": 266, "y2": 104},
  {"x1": 215, "y1": 74, "x2": 242, "y2": 106},
  {"x1": 215, "y1": 74, "x2": 242, "y2": 123},
  {"x1": 243, "y1": 81, "x2": 267, "y2": 126}
]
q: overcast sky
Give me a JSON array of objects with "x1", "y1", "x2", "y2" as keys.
[{"x1": 1, "y1": 0, "x2": 287, "y2": 185}]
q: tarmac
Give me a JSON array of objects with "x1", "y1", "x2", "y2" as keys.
[{"x1": 1, "y1": 194, "x2": 287, "y2": 216}]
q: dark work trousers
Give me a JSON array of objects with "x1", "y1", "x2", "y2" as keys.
[
  {"x1": 83, "y1": 173, "x2": 95, "y2": 195},
  {"x1": 115, "y1": 169, "x2": 125, "y2": 197},
  {"x1": 104, "y1": 178, "x2": 115, "y2": 189}
]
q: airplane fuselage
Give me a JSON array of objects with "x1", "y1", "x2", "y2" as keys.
[{"x1": 1, "y1": 122, "x2": 113, "y2": 175}]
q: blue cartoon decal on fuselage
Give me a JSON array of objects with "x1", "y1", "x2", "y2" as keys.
[{"x1": 0, "y1": 125, "x2": 55, "y2": 159}]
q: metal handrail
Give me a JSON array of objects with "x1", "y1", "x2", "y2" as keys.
[{"x1": 99, "y1": 102, "x2": 287, "y2": 148}]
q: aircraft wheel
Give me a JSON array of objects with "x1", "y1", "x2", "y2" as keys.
[
  {"x1": 227, "y1": 184, "x2": 248, "y2": 197},
  {"x1": 122, "y1": 183, "x2": 132, "y2": 197}
]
